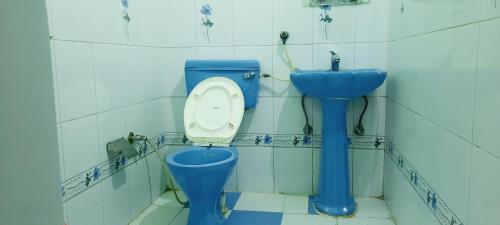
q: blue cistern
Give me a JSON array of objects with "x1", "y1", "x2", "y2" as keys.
[{"x1": 166, "y1": 60, "x2": 260, "y2": 225}]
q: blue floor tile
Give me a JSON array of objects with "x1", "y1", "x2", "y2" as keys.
[
  {"x1": 226, "y1": 210, "x2": 283, "y2": 225},
  {"x1": 226, "y1": 192, "x2": 241, "y2": 210},
  {"x1": 308, "y1": 195, "x2": 319, "y2": 215}
]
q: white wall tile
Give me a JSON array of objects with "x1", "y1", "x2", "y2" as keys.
[
  {"x1": 399, "y1": 0, "x2": 450, "y2": 37},
  {"x1": 163, "y1": 48, "x2": 196, "y2": 97},
  {"x1": 468, "y1": 147, "x2": 500, "y2": 225},
  {"x1": 480, "y1": 0, "x2": 500, "y2": 20},
  {"x1": 125, "y1": 47, "x2": 163, "y2": 104},
  {"x1": 128, "y1": 160, "x2": 152, "y2": 219},
  {"x1": 312, "y1": 43, "x2": 355, "y2": 70},
  {"x1": 387, "y1": 0, "x2": 402, "y2": 41},
  {"x1": 273, "y1": 45, "x2": 313, "y2": 97},
  {"x1": 355, "y1": 0, "x2": 389, "y2": 42},
  {"x1": 93, "y1": 44, "x2": 127, "y2": 112},
  {"x1": 234, "y1": 0, "x2": 273, "y2": 45},
  {"x1": 274, "y1": 148, "x2": 313, "y2": 194},
  {"x1": 273, "y1": 0, "x2": 313, "y2": 44},
  {"x1": 126, "y1": 0, "x2": 162, "y2": 46},
  {"x1": 146, "y1": 153, "x2": 167, "y2": 201},
  {"x1": 53, "y1": 41, "x2": 96, "y2": 121},
  {"x1": 385, "y1": 99, "x2": 473, "y2": 222},
  {"x1": 91, "y1": 0, "x2": 128, "y2": 44},
  {"x1": 234, "y1": 46, "x2": 274, "y2": 96},
  {"x1": 146, "y1": 99, "x2": 166, "y2": 138},
  {"x1": 431, "y1": 140, "x2": 471, "y2": 222},
  {"x1": 353, "y1": 150, "x2": 384, "y2": 197},
  {"x1": 49, "y1": 41, "x2": 61, "y2": 122},
  {"x1": 353, "y1": 97, "x2": 385, "y2": 136},
  {"x1": 97, "y1": 108, "x2": 127, "y2": 161},
  {"x1": 237, "y1": 147, "x2": 274, "y2": 193},
  {"x1": 66, "y1": 184, "x2": 104, "y2": 225},
  {"x1": 196, "y1": 46, "x2": 235, "y2": 59},
  {"x1": 239, "y1": 97, "x2": 274, "y2": 134},
  {"x1": 57, "y1": 124, "x2": 65, "y2": 181},
  {"x1": 195, "y1": 0, "x2": 234, "y2": 46},
  {"x1": 388, "y1": 24, "x2": 478, "y2": 141},
  {"x1": 449, "y1": 0, "x2": 480, "y2": 26},
  {"x1": 274, "y1": 97, "x2": 312, "y2": 134},
  {"x1": 383, "y1": 154, "x2": 421, "y2": 225},
  {"x1": 125, "y1": 103, "x2": 149, "y2": 136},
  {"x1": 102, "y1": 170, "x2": 131, "y2": 225},
  {"x1": 354, "y1": 42, "x2": 387, "y2": 70},
  {"x1": 313, "y1": 5, "x2": 356, "y2": 44},
  {"x1": 61, "y1": 115, "x2": 100, "y2": 178},
  {"x1": 164, "y1": 98, "x2": 187, "y2": 132},
  {"x1": 473, "y1": 18, "x2": 500, "y2": 158},
  {"x1": 159, "y1": 0, "x2": 196, "y2": 47},
  {"x1": 50, "y1": 0, "x2": 92, "y2": 41}
]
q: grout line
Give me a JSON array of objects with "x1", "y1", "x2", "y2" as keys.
[
  {"x1": 50, "y1": 37, "x2": 389, "y2": 49},
  {"x1": 387, "y1": 15, "x2": 500, "y2": 43},
  {"x1": 56, "y1": 96, "x2": 167, "y2": 124},
  {"x1": 387, "y1": 97, "x2": 500, "y2": 163},
  {"x1": 386, "y1": 96, "x2": 472, "y2": 145},
  {"x1": 465, "y1": 21, "x2": 482, "y2": 225},
  {"x1": 470, "y1": 19, "x2": 482, "y2": 156}
]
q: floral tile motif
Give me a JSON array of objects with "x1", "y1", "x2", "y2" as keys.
[
  {"x1": 121, "y1": 0, "x2": 131, "y2": 39},
  {"x1": 386, "y1": 142, "x2": 464, "y2": 225},
  {"x1": 318, "y1": 4, "x2": 333, "y2": 40},
  {"x1": 200, "y1": 4, "x2": 214, "y2": 42},
  {"x1": 61, "y1": 133, "x2": 164, "y2": 202}
]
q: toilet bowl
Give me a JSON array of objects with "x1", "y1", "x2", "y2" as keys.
[
  {"x1": 166, "y1": 73, "x2": 250, "y2": 225},
  {"x1": 166, "y1": 146, "x2": 238, "y2": 225}
]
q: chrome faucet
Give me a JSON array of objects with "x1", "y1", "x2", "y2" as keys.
[{"x1": 330, "y1": 51, "x2": 340, "y2": 71}]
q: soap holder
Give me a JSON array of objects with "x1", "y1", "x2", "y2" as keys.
[{"x1": 106, "y1": 137, "x2": 138, "y2": 159}]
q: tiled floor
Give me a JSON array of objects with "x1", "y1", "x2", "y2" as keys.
[{"x1": 130, "y1": 192, "x2": 395, "y2": 225}]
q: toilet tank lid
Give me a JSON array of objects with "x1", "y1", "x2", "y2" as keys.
[{"x1": 185, "y1": 60, "x2": 260, "y2": 71}]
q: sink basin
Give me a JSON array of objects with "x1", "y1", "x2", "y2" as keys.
[
  {"x1": 290, "y1": 69, "x2": 386, "y2": 217},
  {"x1": 290, "y1": 69, "x2": 387, "y2": 98}
]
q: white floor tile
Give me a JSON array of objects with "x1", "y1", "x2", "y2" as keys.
[
  {"x1": 283, "y1": 195, "x2": 309, "y2": 214},
  {"x1": 355, "y1": 198, "x2": 392, "y2": 219},
  {"x1": 338, "y1": 218, "x2": 395, "y2": 225},
  {"x1": 281, "y1": 214, "x2": 338, "y2": 225},
  {"x1": 233, "y1": 192, "x2": 286, "y2": 213}
]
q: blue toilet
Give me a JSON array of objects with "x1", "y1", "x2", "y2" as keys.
[{"x1": 166, "y1": 60, "x2": 260, "y2": 225}]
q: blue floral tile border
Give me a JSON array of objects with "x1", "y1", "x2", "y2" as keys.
[
  {"x1": 385, "y1": 142, "x2": 464, "y2": 225},
  {"x1": 61, "y1": 136, "x2": 161, "y2": 202},
  {"x1": 61, "y1": 132, "x2": 385, "y2": 202},
  {"x1": 162, "y1": 132, "x2": 385, "y2": 150}
]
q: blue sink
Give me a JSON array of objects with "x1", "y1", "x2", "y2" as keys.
[
  {"x1": 290, "y1": 69, "x2": 387, "y2": 217},
  {"x1": 290, "y1": 69, "x2": 387, "y2": 98}
]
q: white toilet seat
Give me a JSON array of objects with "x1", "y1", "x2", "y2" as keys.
[{"x1": 184, "y1": 77, "x2": 244, "y2": 147}]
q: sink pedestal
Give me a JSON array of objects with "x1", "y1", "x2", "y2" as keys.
[
  {"x1": 289, "y1": 69, "x2": 387, "y2": 217},
  {"x1": 314, "y1": 98, "x2": 355, "y2": 216}
]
